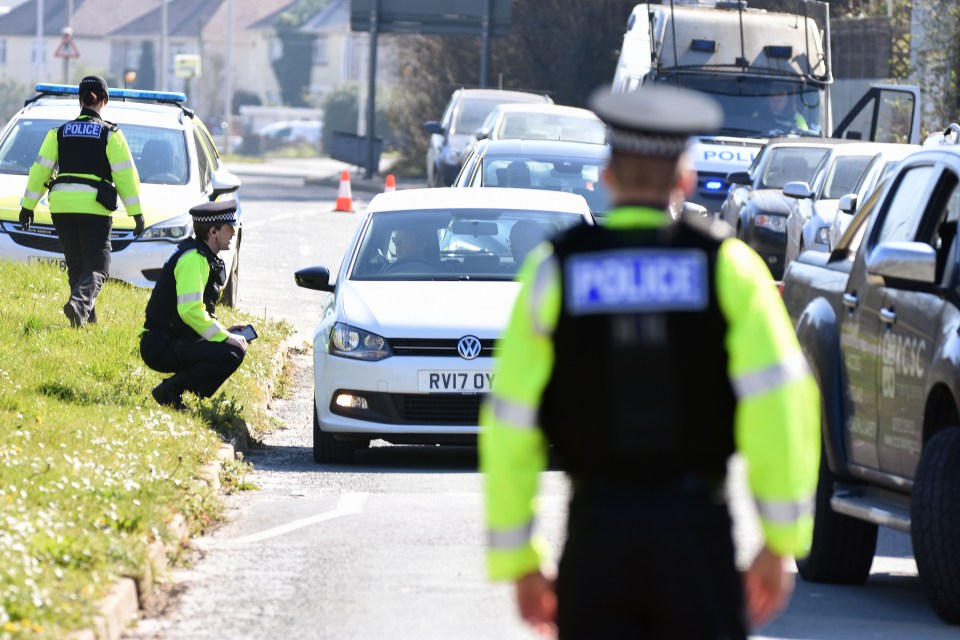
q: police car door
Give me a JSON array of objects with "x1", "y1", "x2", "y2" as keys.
[
  {"x1": 832, "y1": 84, "x2": 921, "y2": 145},
  {"x1": 873, "y1": 161, "x2": 957, "y2": 479}
]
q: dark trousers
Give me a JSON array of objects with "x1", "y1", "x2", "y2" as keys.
[
  {"x1": 51, "y1": 212, "x2": 112, "y2": 323},
  {"x1": 139, "y1": 330, "x2": 245, "y2": 398},
  {"x1": 556, "y1": 484, "x2": 748, "y2": 640}
]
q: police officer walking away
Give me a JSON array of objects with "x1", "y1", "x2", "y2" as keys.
[
  {"x1": 480, "y1": 85, "x2": 820, "y2": 639},
  {"x1": 139, "y1": 201, "x2": 247, "y2": 411},
  {"x1": 19, "y1": 76, "x2": 144, "y2": 327}
]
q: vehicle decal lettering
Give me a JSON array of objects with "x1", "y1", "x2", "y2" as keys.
[
  {"x1": 880, "y1": 332, "x2": 926, "y2": 398},
  {"x1": 566, "y1": 250, "x2": 708, "y2": 314},
  {"x1": 702, "y1": 149, "x2": 757, "y2": 163},
  {"x1": 62, "y1": 122, "x2": 103, "y2": 138}
]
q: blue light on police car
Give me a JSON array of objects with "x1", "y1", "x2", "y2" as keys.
[
  {"x1": 35, "y1": 84, "x2": 186, "y2": 103},
  {"x1": 705, "y1": 180, "x2": 723, "y2": 191}
]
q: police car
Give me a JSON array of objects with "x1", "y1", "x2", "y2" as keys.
[
  {"x1": 294, "y1": 187, "x2": 594, "y2": 463},
  {"x1": 0, "y1": 84, "x2": 243, "y2": 305}
]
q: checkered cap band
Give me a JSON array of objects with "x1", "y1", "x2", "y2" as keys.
[
  {"x1": 193, "y1": 212, "x2": 237, "y2": 224},
  {"x1": 607, "y1": 126, "x2": 689, "y2": 158}
]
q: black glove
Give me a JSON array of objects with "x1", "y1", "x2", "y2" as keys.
[
  {"x1": 18, "y1": 207, "x2": 33, "y2": 231},
  {"x1": 132, "y1": 214, "x2": 144, "y2": 237}
]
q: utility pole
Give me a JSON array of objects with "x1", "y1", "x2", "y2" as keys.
[
  {"x1": 160, "y1": 0, "x2": 169, "y2": 91},
  {"x1": 224, "y1": 0, "x2": 235, "y2": 152},
  {"x1": 62, "y1": 0, "x2": 73, "y2": 84},
  {"x1": 34, "y1": 0, "x2": 44, "y2": 84}
]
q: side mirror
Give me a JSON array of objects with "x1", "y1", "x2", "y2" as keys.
[
  {"x1": 681, "y1": 202, "x2": 709, "y2": 217},
  {"x1": 295, "y1": 265, "x2": 334, "y2": 292},
  {"x1": 783, "y1": 181, "x2": 815, "y2": 199},
  {"x1": 474, "y1": 127, "x2": 490, "y2": 141},
  {"x1": 726, "y1": 171, "x2": 752, "y2": 186},
  {"x1": 422, "y1": 121, "x2": 443, "y2": 136},
  {"x1": 838, "y1": 193, "x2": 858, "y2": 214},
  {"x1": 866, "y1": 242, "x2": 936, "y2": 283},
  {"x1": 210, "y1": 168, "x2": 241, "y2": 200}
]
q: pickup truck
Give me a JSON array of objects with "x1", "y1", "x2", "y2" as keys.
[{"x1": 780, "y1": 143, "x2": 960, "y2": 624}]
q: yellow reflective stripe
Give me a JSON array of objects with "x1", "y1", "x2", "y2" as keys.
[
  {"x1": 530, "y1": 256, "x2": 558, "y2": 336},
  {"x1": 37, "y1": 156, "x2": 56, "y2": 169},
  {"x1": 487, "y1": 520, "x2": 534, "y2": 550},
  {"x1": 200, "y1": 324, "x2": 220, "y2": 340},
  {"x1": 24, "y1": 189, "x2": 42, "y2": 200},
  {"x1": 177, "y1": 292, "x2": 203, "y2": 304},
  {"x1": 490, "y1": 396, "x2": 537, "y2": 430},
  {"x1": 111, "y1": 160, "x2": 133, "y2": 172},
  {"x1": 732, "y1": 352, "x2": 809, "y2": 400},
  {"x1": 756, "y1": 494, "x2": 814, "y2": 525}
]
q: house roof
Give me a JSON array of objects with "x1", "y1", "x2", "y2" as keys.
[
  {"x1": 0, "y1": 0, "x2": 72, "y2": 36},
  {"x1": 300, "y1": 0, "x2": 346, "y2": 33},
  {"x1": 112, "y1": 0, "x2": 296, "y2": 38}
]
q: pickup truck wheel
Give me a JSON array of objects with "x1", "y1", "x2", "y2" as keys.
[
  {"x1": 313, "y1": 400, "x2": 356, "y2": 464},
  {"x1": 912, "y1": 427, "x2": 960, "y2": 623},
  {"x1": 796, "y1": 451, "x2": 878, "y2": 583}
]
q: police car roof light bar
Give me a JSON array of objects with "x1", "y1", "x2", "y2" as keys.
[{"x1": 33, "y1": 84, "x2": 187, "y2": 105}]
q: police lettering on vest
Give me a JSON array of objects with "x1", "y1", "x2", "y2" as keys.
[
  {"x1": 566, "y1": 250, "x2": 709, "y2": 315},
  {"x1": 62, "y1": 121, "x2": 103, "y2": 138}
]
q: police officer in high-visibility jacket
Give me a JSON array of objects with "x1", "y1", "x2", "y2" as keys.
[
  {"x1": 139, "y1": 200, "x2": 247, "y2": 411},
  {"x1": 19, "y1": 75, "x2": 144, "y2": 327},
  {"x1": 480, "y1": 85, "x2": 820, "y2": 639}
]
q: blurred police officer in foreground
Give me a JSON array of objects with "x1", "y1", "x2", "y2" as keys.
[
  {"x1": 480, "y1": 84, "x2": 820, "y2": 639},
  {"x1": 139, "y1": 201, "x2": 247, "y2": 411},
  {"x1": 19, "y1": 75, "x2": 144, "y2": 327}
]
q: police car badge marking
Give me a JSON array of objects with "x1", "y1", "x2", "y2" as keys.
[
  {"x1": 566, "y1": 249, "x2": 708, "y2": 314},
  {"x1": 62, "y1": 122, "x2": 103, "y2": 138}
]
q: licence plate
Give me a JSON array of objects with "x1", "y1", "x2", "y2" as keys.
[
  {"x1": 418, "y1": 371, "x2": 495, "y2": 393},
  {"x1": 29, "y1": 256, "x2": 67, "y2": 271}
]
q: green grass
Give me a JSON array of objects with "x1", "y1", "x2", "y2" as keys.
[{"x1": 0, "y1": 259, "x2": 291, "y2": 639}]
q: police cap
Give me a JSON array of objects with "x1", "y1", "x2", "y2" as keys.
[
  {"x1": 79, "y1": 75, "x2": 109, "y2": 96},
  {"x1": 189, "y1": 200, "x2": 240, "y2": 225},
  {"x1": 589, "y1": 85, "x2": 722, "y2": 158}
]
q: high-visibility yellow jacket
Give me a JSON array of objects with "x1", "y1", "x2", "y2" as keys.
[
  {"x1": 174, "y1": 249, "x2": 229, "y2": 341},
  {"x1": 480, "y1": 205, "x2": 820, "y2": 582},
  {"x1": 21, "y1": 113, "x2": 142, "y2": 216}
]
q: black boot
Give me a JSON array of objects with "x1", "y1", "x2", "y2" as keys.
[
  {"x1": 63, "y1": 301, "x2": 85, "y2": 328},
  {"x1": 151, "y1": 379, "x2": 187, "y2": 411}
]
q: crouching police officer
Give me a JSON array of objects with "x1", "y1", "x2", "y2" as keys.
[
  {"x1": 480, "y1": 84, "x2": 820, "y2": 639},
  {"x1": 139, "y1": 200, "x2": 247, "y2": 411},
  {"x1": 19, "y1": 75, "x2": 144, "y2": 327}
]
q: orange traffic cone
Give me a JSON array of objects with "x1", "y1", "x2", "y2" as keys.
[
  {"x1": 334, "y1": 170, "x2": 353, "y2": 212},
  {"x1": 384, "y1": 174, "x2": 396, "y2": 193}
]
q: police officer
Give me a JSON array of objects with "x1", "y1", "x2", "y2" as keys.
[
  {"x1": 19, "y1": 75, "x2": 144, "y2": 327},
  {"x1": 757, "y1": 90, "x2": 809, "y2": 132},
  {"x1": 480, "y1": 84, "x2": 820, "y2": 639},
  {"x1": 139, "y1": 200, "x2": 247, "y2": 411}
]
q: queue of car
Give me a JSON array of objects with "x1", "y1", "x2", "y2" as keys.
[{"x1": 0, "y1": 83, "x2": 243, "y2": 304}]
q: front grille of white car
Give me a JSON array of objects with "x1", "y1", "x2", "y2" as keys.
[
  {"x1": 330, "y1": 389, "x2": 482, "y2": 425},
  {"x1": 390, "y1": 338, "x2": 496, "y2": 358}
]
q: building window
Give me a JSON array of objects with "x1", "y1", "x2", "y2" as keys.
[{"x1": 313, "y1": 36, "x2": 328, "y2": 65}]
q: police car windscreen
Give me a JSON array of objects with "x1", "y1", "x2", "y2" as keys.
[{"x1": 0, "y1": 119, "x2": 58, "y2": 175}]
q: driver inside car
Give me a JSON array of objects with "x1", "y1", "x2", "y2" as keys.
[{"x1": 382, "y1": 227, "x2": 443, "y2": 273}]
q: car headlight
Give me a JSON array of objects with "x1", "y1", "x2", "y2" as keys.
[
  {"x1": 755, "y1": 214, "x2": 787, "y2": 232},
  {"x1": 815, "y1": 226, "x2": 830, "y2": 244},
  {"x1": 139, "y1": 213, "x2": 193, "y2": 241},
  {"x1": 330, "y1": 323, "x2": 392, "y2": 360}
]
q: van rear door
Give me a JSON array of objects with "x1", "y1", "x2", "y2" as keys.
[{"x1": 832, "y1": 84, "x2": 921, "y2": 144}]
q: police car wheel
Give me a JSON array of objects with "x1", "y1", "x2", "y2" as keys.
[
  {"x1": 796, "y1": 442, "x2": 878, "y2": 584},
  {"x1": 221, "y1": 250, "x2": 240, "y2": 308},
  {"x1": 313, "y1": 401, "x2": 357, "y2": 464},
  {"x1": 911, "y1": 427, "x2": 960, "y2": 623}
]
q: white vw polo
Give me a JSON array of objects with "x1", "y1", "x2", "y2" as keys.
[{"x1": 295, "y1": 187, "x2": 594, "y2": 463}]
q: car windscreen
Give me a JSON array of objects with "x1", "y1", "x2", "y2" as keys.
[
  {"x1": 351, "y1": 208, "x2": 586, "y2": 281},
  {"x1": 758, "y1": 146, "x2": 830, "y2": 189},
  {"x1": 453, "y1": 99, "x2": 516, "y2": 135},
  {"x1": 497, "y1": 113, "x2": 607, "y2": 144},
  {"x1": 0, "y1": 118, "x2": 188, "y2": 185},
  {"x1": 821, "y1": 155, "x2": 874, "y2": 199},
  {"x1": 481, "y1": 155, "x2": 611, "y2": 213}
]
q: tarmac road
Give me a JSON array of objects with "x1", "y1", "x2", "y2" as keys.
[{"x1": 123, "y1": 171, "x2": 955, "y2": 639}]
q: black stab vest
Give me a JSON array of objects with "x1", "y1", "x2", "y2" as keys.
[
  {"x1": 144, "y1": 238, "x2": 224, "y2": 338},
  {"x1": 56, "y1": 109, "x2": 115, "y2": 181},
  {"x1": 539, "y1": 216, "x2": 737, "y2": 485}
]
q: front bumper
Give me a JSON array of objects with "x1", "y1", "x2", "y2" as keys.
[
  {"x1": 0, "y1": 221, "x2": 179, "y2": 288},
  {"x1": 314, "y1": 347, "x2": 494, "y2": 438},
  {"x1": 742, "y1": 219, "x2": 787, "y2": 279}
]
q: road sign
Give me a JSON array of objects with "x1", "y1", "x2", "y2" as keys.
[
  {"x1": 54, "y1": 33, "x2": 80, "y2": 59},
  {"x1": 174, "y1": 54, "x2": 201, "y2": 79},
  {"x1": 351, "y1": 0, "x2": 511, "y2": 37}
]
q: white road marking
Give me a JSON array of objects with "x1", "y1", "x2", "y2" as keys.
[{"x1": 211, "y1": 493, "x2": 368, "y2": 548}]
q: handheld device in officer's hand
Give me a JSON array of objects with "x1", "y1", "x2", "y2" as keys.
[{"x1": 232, "y1": 324, "x2": 258, "y2": 342}]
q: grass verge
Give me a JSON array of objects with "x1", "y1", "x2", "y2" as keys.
[{"x1": 0, "y1": 259, "x2": 290, "y2": 639}]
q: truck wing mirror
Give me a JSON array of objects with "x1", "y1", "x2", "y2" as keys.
[
  {"x1": 866, "y1": 242, "x2": 936, "y2": 283},
  {"x1": 783, "y1": 181, "x2": 815, "y2": 199}
]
